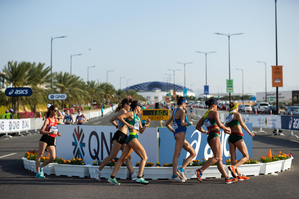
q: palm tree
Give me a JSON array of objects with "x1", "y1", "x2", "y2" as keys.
[
  {"x1": 98, "y1": 82, "x2": 116, "y2": 105},
  {"x1": 53, "y1": 72, "x2": 87, "y2": 109},
  {"x1": 0, "y1": 61, "x2": 31, "y2": 114},
  {"x1": 86, "y1": 80, "x2": 100, "y2": 106}
]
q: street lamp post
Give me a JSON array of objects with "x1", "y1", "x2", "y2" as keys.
[
  {"x1": 236, "y1": 68, "x2": 244, "y2": 104},
  {"x1": 50, "y1": 36, "x2": 67, "y2": 93},
  {"x1": 127, "y1": 79, "x2": 131, "y2": 88},
  {"x1": 87, "y1": 66, "x2": 96, "y2": 82},
  {"x1": 177, "y1": 62, "x2": 192, "y2": 96},
  {"x1": 164, "y1": 74, "x2": 172, "y2": 93},
  {"x1": 214, "y1": 32, "x2": 243, "y2": 102},
  {"x1": 168, "y1": 69, "x2": 180, "y2": 93},
  {"x1": 106, "y1": 70, "x2": 114, "y2": 83},
  {"x1": 70, "y1": 54, "x2": 82, "y2": 74},
  {"x1": 257, "y1": 61, "x2": 267, "y2": 102},
  {"x1": 120, "y1": 76, "x2": 125, "y2": 89}
]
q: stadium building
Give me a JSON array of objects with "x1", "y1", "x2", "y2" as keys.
[{"x1": 124, "y1": 81, "x2": 195, "y2": 102}]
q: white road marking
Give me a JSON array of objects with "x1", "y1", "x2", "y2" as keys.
[
  {"x1": 94, "y1": 121, "x2": 102, "y2": 124},
  {"x1": 290, "y1": 140, "x2": 299, "y2": 143},
  {"x1": 0, "y1": 153, "x2": 17, "y2": 159}
]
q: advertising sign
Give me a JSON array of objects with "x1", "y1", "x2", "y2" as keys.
[
  {"x1": 281, "y1": 115, "x2": 299, "y2": 131},
  {"x1": 173, "y1": 91, "x2": 176, "y2": 99},
  {"x1": 5, "y1": 87, "x2": 32, "y2": 97},
  {"x1": 204, "y1": 85, "x2": 209, "y2": 95},
  {"x1": 292, "y1": 90, "x2": 299, "y2": 106},
  {"x1": 183, "y1": 89, "x2": 187, "y2": 97},
  {"x1": 0, "y1": 119, "x2": 30, "y2": 133},
  {"x1": 272, "y1": 65, "x2": 283, "y2": 87},
  {"x1": 142, "y1": 109, "x2": 169, "y2": 121},
  {"x1": 226, "y1": 79, "x2": 233, "y2": 93},
  {"x1": 48, "y1": 93, "x2": 67, "y2": 100}
]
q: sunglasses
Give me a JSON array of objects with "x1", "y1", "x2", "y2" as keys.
[{"x1": 52, "y1": 109, "x2": 58, "y2": 112}]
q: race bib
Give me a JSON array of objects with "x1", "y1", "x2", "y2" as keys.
[
  {"x1": 226, "y1": 114, "x2": 234, "y2": 124},
  {"x1": 49, "y1": 126, "x2": 58, "y2": 134},
  {"x1": 173, "y1": 121, "x2": 178, "y2": 130},
  {"x1": 204, "y1": 119, "x2": 211, "y2": 128},
  {"x1": 134, "y1": 120, "x2": 140, "y2": 130}
]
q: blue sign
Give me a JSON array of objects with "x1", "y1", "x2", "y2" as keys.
[
  {"x1": 158, "y1": 124, "x2": 252, "y2": 164},
  {"x1": 281, "y1": 115, "x2": 299, "y2": 131},
  {"x1": 5, "y1": 87, "x2": 32, "y2": 97},
  {"x1": 204, "y1": 85, "x2": 209, "y2": 95},
  {"x1": 251, "y1": 96, "x2": 256, "y2": 101},
  {"x1": 183, "y1": 89, "x2": 187, "y2": 97}
]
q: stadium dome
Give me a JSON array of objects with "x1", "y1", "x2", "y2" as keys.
[{"x1": 124, "y1": 81, "x2": 195, "y2": 102}]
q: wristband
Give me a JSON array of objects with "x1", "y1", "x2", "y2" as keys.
[{"x1": 145, "y1": 124, "x2": 148, "y2": 127}]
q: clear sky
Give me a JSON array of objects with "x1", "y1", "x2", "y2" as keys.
[{"x1": 1, "y1": 0, "x2": 298, "y2": 96}]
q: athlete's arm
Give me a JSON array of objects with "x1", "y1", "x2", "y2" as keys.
[
  {"x1": 40, "y1": 119, "x2": 50, "y2": 135},
  {"x1": 83, "y1": 114, "x2": 87, "y2": 123},
  {"x1": 109, "y1": 115, "x2": 119, "y2": 128},
  {"x1": 118, "y1": 112, "x2": 134, "y2": 130},
  {"x1": 214, "y1": 111, "x2": 231, "y2": 133},
  {"x1": 180, "y1": 109, "x2": 192, "y2": 127},
  {"x1": 165, "y1": 113, "x2": 175, "y2": 133},
  {"x1": 75, "y1": 115, "x2": 78, "y2": 124},
  {"x1": 139, "y1": 117, "x2": 150, "y2": 134},
  {"x1": 237, "y1": 113, "x2": 255, "y2": 137},
  {"x1": 195, "y1": 117, "x2": 206, "y2": 134}
]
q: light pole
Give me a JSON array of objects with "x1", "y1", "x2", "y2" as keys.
[
  {"x1": 164, "y1": 74, "x2": 172, "y2": 93},
  {"x1": 168, "y1": 69, "x2": 180, "y2": 93},
  {"x1": 87, "y1": 66, "x2": 96, "y2": 82},
  {"x1": 236, "y1": 68, "x2": 244, "y2": 104},
  {"x1": 50, "y1": 36, "x2": 67, "y2": 93},
  {"x1": 177, "y1": 62, "x2": 192, "y2": 96},
  {"x1": 127, "y1": 79, "x2": 131, "y2": 88},
  {"x1": 106, "y1": 70, "x2": 114, "y2": 83},
  {"x1": 70, "y1": 54, "x2": 82, "y2": 74},
  {"x1": 257, "y1": 61, "x2": 267, "y2": 102},
  {"x1": 214, "y1": 32, "x2": 243, "y2": 102},
  {"x1": 120, "y1": 76, "x2": 125, "y2": 89}
]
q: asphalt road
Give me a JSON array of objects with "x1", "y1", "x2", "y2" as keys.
[{"x1": 1, "y1": 106, "x2": 299, "y2": 199}]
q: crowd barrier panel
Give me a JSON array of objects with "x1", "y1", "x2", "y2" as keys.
[
  {"x1": 281, "y1": 115, "x2": 299, "y2": 138},
  {"x1": 0, "y1": 105, "x2": 117, "y2": 137}
]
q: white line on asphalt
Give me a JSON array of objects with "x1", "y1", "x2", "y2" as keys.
[
  {"x1": 94, "y1": 121, "x2": 102, "y2": 124},
  {"x1": 290, "y1": 140, "x2": 299, "y2": 143},
  {"x1": 0, "y1": 153, "x2": 17, "y2": 159}
]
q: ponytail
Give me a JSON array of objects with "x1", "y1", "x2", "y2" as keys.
[{"x1": 115, "y1": 98, "x2": 130, "y2": 113}]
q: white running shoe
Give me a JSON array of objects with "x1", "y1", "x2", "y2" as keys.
[
  {"x1": 171, "y1": 176, "x2": 185, "y2": 183},
  {"x1": 94, "y1": 169, "x2": 101, "y2": 181},
  {"x1": 177, "y1": 169, "x2": 187, "y2": 181},
  {"x1": 131, "y1": 173, "x2": 137, "y2": 181}
]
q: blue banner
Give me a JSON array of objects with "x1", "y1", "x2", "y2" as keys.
[
  {"x1": 5, "y1": 87, "x2": 32, "y2": 97},
  {"x1": 158, "y1": 124, "x2": 252, "y2": 164},
  {"x1": 204, "y1": 85, "x2": 209, "y2": 95},
  {"x1": 183, "y1": 89, "x2": 187, "y2": 97},
  {"x1": 281, "y1": 115, "x2": 299, "y2": 131}
]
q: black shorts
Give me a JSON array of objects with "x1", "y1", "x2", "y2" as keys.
[
  {"x1": 39, "y1": 135, "x2": 56, "y2": 146},
  {"x1": 111, "y1": 130, "x2": 128, "y2": 145}
]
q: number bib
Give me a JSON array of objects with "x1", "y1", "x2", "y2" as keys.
[{"x1": 49, "y1": 126, "x2": 58, "y2": 134}]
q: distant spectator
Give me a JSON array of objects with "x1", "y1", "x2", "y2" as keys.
[
  {"x1": 101, "y1": 106, "x2": 104, "y2": 117},
  {"x1": 2, "y1": 110, "x2": 8, "y2": 119},
  {"x1": 8, "y1": 109, "x2": 14, "y2": 119},
  {"x1": 111, "y1": 104, "x2": 113, "y2": 111},
  {"x1": 63, "y1": 109, "x2": 73, "y2": 125}
]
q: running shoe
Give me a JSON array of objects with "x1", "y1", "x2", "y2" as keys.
[
  {"x1": 238, "y1": 175, "x2": 250, "y2": 181},
  {"x1": 135, "y1": 177, "x2": 149, "y2": 185},
  {"x1": 94, "y1": 169, "x2": 101, "y2": 181},
  {"x1": 171, "y1": 176, "x2": 185, "y2": 183},
  {"x1": 131, "y1": 173, "x2": 137, "y2": 181},
  {"x1": 107, "y1": 177, "x2": 120, "y2": 186},
  {"x1": 228, "y1": 165, "x2": 237, "y2": 178},
  {"x1": 40, "y1": 167, "x2": 44, "y2": 173},
  {"x1": 177, "y1": 169, "x2": 187, "y2": 181},
  {"x1": 225, "y1": 178, "x2": 236, "y2": 184},
  {"x1": 35, "y1": 172, "x2": 45, "y2": 179},
  {"x1": 195, "y1": 169, "x2": 202, "y2": 182}
]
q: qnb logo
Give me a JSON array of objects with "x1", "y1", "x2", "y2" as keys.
[
  {"x1": 72, "y1": 126, "x2": 86, "y2": 159},
  {"x1": 50, "y1": 95, "x2": 54, "y2": 99},
  {"x1": 0, "y1": 121, "x2": 4, "y2": 130},
  {"x1": 9, "y1": 121, "x2": 12, "y2": 130}
]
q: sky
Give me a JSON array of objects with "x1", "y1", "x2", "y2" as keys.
[{"x1": 1, "y1": 0, "x2": 298, "y2": 97}]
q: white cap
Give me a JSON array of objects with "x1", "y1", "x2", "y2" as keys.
[{"x1": 47, "y1": 104, "x2": 51, "y2": 109}]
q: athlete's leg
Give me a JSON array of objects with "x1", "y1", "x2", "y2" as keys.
[
  {"x1": 128, "y1": 139, "x2": 148, "y2": 177},
  {"x1": 181, "y1": 140, "x2": 196, "y2": 169},
  {"x1": 234, "y1": 140, "x2": 249, "y2": 170},
  {"x1": 172, "y1": 132, "x2": 185, "y2": 175},
  {"x1": 228, "y1": 140, "x2": 238, "y2": 173},
  {"x1": 98, "y1": 140, "x2": 122, "y2": 171},
  {"x1": 36, "y1": 141, "x2": 47, "y2": 172},
  {"x1": 111, "y1": 144, "x2": 133, "y2": 177},
  {"x1": 42, "y1": 145, "x2": 56, "y2": 167},
  {"x1": 122, "y1": 144, "x2": 135, "y2": 175}
]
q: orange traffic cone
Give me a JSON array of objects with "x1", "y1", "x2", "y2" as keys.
[{"x1": 268, "y1": 149, "x2": 272, "y2": 158}]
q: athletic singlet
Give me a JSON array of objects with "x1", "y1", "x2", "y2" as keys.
[
  {"x1": 190, "y1": 106, "x2": 193, "y2": 112},
  {"x1": 127, "y1": 112, "x2": 140, "y2": 131},
  {"x1": 45, "y1": 118, "x2": 58, "y2": 138},
  {"x1": 203, "y1": 110, "x2": 218, "y2": 131},
  {"x1": 116, "y1": 111, "x2": 125, "y2": 126},
  {"x1": 173, "y1": 108, "x2": 187, "y2": 133},
  {"x1": 77, "y1": 114, "x2": 84, "y2": 121},
  {"x1": 226, "y1": 110, "x2": 243, "y2": 136},
  {"x1": 65, "y1": 114, "x2": 72, "y2": 122}
]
